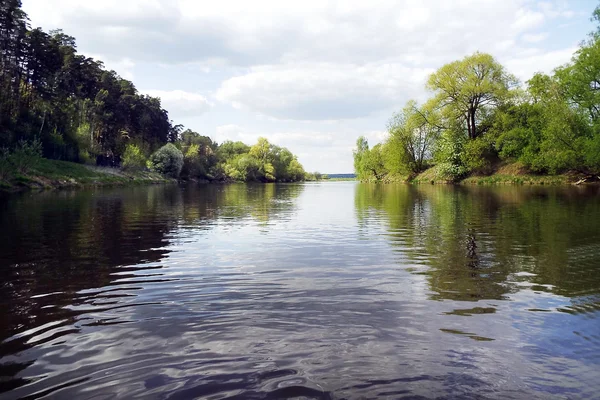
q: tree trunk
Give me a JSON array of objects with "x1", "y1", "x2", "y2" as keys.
[
  {"x1": 38, "y1": 108, "x2": 46, "y2": 136},
  {"x1": 468, "y1": 108, "x2": 477, "y2": 139}
]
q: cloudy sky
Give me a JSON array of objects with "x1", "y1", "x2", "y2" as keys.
[{"x1": 21, "y1": 0, "x2": 596, "y2": 173}]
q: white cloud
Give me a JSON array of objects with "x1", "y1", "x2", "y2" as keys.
[
  {"x1": 216, "y1": 63, "x2": 429, "y2": 120},
  {"x1": 213, "y1": 125, "x2": 334, "y2": 147},
  {"x1": 143, "y1": 90, "x2": 212, "y2": 118},
  {"x1": 21, "y1": 0, "x2": 566, "y2": 68},
  {"x1": 503, "y1": 47, "x2": 577, "y2": 82},
  {"x1": 364, "y1": 130, "x2": 389, "y2": 145},
  {"x1": 522, "y1": 32, "x2": 549, "y2": 43},
  {"x1": 86, "y1": 55, "x2": 136, "y2": 80}
]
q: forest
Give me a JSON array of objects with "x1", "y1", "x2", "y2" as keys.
[
  {"x1": 355, "y1": 5, "x2": 600, "y2": 183},
  {"x1": 0, "y1": 0, "x2": 308, "y2": 183}
]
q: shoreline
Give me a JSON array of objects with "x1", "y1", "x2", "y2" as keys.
[
  {"x1": 0, "y1": 159, "x2": 314, "y2": 193},
  {"x1": 361, "y1": 163, "x2": 599, "y2": 186},
  {"x1": 0, "y1": 159, "x2": 175, "y2": 193},
  {"x1": 3, "y1": 159, "x2": 597, "y2": 194}
]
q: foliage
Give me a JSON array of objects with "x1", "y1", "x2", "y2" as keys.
[
  {"x1": 461, "y1": 135, "x2": 496, "y2": 175},
  {"x1": 385, "y1": 100, "x2": 440, "y2": 175},
  {"x1": 179, "y1": 130, "x2": 218, "y2": 180},
  {"x1": 149, "y1": 143, "x2": 184, "y2": 178},
  {"x1": 434, "y1": 130, "x2": 468, "y2": 181},
  {"x1": 0, "y1": 1, "x2": 171, "y2": 167},
  {"x1": 355, "y1": 6, "x2": 600, "y2": 181},
  {"x1": 218, "y1": 137, "x2": 305, "y2": 182},
  {"x1": 122, "y1": 144, "x2": 147, "y2": 170},
  {"x1": 10, "y1": 138, "x2": 43, "y2": 174},
  {"x1": 427, "y1": 52, "x2": 518, "y2": 140},
  {"x1": 305, "y1": 171, "x2": 328, "y2": 181},
  {"x1": 353, "y1": 137, "x2": 387, "y2": 181}
]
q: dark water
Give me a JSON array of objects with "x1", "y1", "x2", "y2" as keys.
[{"x1": 1, "y1": 183, "x2": 600, "y2": 399}]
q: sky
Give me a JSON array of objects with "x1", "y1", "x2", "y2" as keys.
[{"x1": 21, "y1": 0, "x2": 597, "y2": 173}]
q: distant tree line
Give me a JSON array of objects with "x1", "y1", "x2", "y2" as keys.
[
  {"x1": 0, "y1": 0, "x2": 310, "y2": 182},
  {"x1": 355, "y1": 4, "x2": 600, "y2": 182}
]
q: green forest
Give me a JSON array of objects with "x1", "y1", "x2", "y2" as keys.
[
  {"x1": 355, "y1": 5, "x2": 600, "y2": 184},
  {"x1": 0, "y1": 0, "x2": 309, "y2": 184}
]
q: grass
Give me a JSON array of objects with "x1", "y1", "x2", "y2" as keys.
[
  {"x1": 358, "y1": 162, "x2": 586, "y2": 186},
  {"x1": 461, "y1": 174, "x2": 570, "y2": 186},
  {"x1": 460, "y1": 162, "x2": 572, "y2": 186},
  {"x1": 0, "y1": 158, "x2": 173, "y2": 192},
  {"x1": 411, "y1": 165, "x2": 455, "y2": 185}
]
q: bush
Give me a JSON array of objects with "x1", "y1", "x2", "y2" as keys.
[
  {"x1": 148, "y1": 143, "x2": 184, "y2": 178},
  {"x1": 584, "y1": 134, "x2": 600, "y2": 174},
  {"x1": 122, "y1": 144, "x2": 147, "y2": 170},
  {"x1": 436, "y1": 162, "x2": 468, "y2": 181},
  {"x1": 181, "y1": 144, "x2": 204, "y2": 179},
  {"x1": 434, "y1": 132, "x2": 467, "y2": 181},
  {"x1": 462, "y1": 135, "x2": 496, "y2": 174},
  {"x1": 10, "y1": 138, "x2": 43, "y2": 174}
]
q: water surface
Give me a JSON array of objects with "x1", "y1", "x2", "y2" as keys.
[{"x1": 1, "y1": 183, "x2": 599, "y2": 399}]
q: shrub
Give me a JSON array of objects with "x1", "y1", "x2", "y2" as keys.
[
  {"x1": 10, "y1": 138, "x2": 43, "y2": 174},
  {"x1": 122, "y1": 144, "x2": 147, "y2": 170},
  {"x1": 436, "y1": 162, "x2": 468, "y2": 181},
  {"x1": 434, "y1": 132, "x2": 467, "y2": 181},
  {"x1": 148, "y1": 143, "x2": 184, "y2": 178},
  {"x1": 462, "y1": 135, "x2": 496, "y2": 174},
  {"x1": 584, "y1": 134, "x2": 600, "y2": 174},
  {"x1": 181, "y1": 143, "x2": 204, "y2": 179}
]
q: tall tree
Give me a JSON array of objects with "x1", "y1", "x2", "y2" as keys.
[
  {"x1": 427, "y1": 52, "x2": 517, "y2": 140},
  {"x1": 385, "y1": 100, "x2": 441, "y2": 174}
]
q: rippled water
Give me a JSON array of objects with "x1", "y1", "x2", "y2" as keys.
[{"x1": 1, "y1": 183, "x2": 600, "y2": 399}]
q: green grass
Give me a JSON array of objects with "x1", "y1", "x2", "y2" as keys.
[
  {"x1": 411, "y1": 165, "x2": 454, "y2": 184},
  {"x1": 461, "y1": 174, "x2": 570, "y2": 186},
  {"x1": 0, "y1": 158, "x2": 173, "y2": 192},
  {"x1": 32, "y1": 158, "x2": 102, "y2": 179}
]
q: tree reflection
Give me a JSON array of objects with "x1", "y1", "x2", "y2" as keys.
[
  {"x1": 355, "y1": 183, "x2": 600, "y2": 305},
  {"x1": 0, "y1": 183, "x2": 305, "y2": 392}
]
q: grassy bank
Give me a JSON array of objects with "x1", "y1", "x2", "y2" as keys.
[
  {"x1": 460, "y1": 162, "x2": 581, "y2": 186},
  {"x1": 0, "y1": 158, "x2": 174, "y2": 192},
  {"x1": 412, "y1": 162, "x2": 584, "y2": 186},
  {"x1": 358, "y1": 162, "x2": 592, "y2": 186}
]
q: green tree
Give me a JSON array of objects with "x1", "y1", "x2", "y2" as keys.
[
  {"x1": 353, "y1": 136, "x2": 387, "y2": 181},
  {"x1": 149, "y1": 143, "x2": 184, "y2": 178},
  {"x1": 427, "y1": 52, "x2": 518, "y2": 140},
  {"x1": 385, "y1": 100, "x2": 440, "y2": 175}
]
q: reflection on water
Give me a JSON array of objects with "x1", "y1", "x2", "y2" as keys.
[{"x1": 1, "y1": 182, "x2": 599, "y2": 399}]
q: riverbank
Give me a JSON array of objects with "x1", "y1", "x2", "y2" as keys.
[
  {"x1": 0, "y1": 158, "x2": 174, "y2": 192},
  {"x1": 369, "y1": 162, "x2": 596, "y2": 186}
]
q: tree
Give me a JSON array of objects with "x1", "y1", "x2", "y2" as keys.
[
  {"x1": 385, "y1": 100, "x2": 440, "y2": 174},
  {"x1": 555, "y1": 38, "x2": 600, "y2": 123},
  {"x1": 353, "y1": 136, "x2": 370, "y2": 180},
  {"x1": 427, "y1": 52, "x2": 518, "y2": 140},
  {"x1": 353, "y1": 137, "x2": 387, "y2": 181},
  {"x1": 149, "y1": 143, "x2": 184, "y2": 178}
]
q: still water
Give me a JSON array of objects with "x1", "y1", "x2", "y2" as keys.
[{"x1": 1, "y1": 183, "x2": 599, "y2": 399}]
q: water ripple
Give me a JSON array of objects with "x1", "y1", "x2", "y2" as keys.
[{"x1": 0, "y1": 184, "x2": 599, "y2": 399}]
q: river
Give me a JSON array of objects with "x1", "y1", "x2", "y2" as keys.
[{"x1": 1, "y1": 182, "x2": 599, "y2": 399}]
